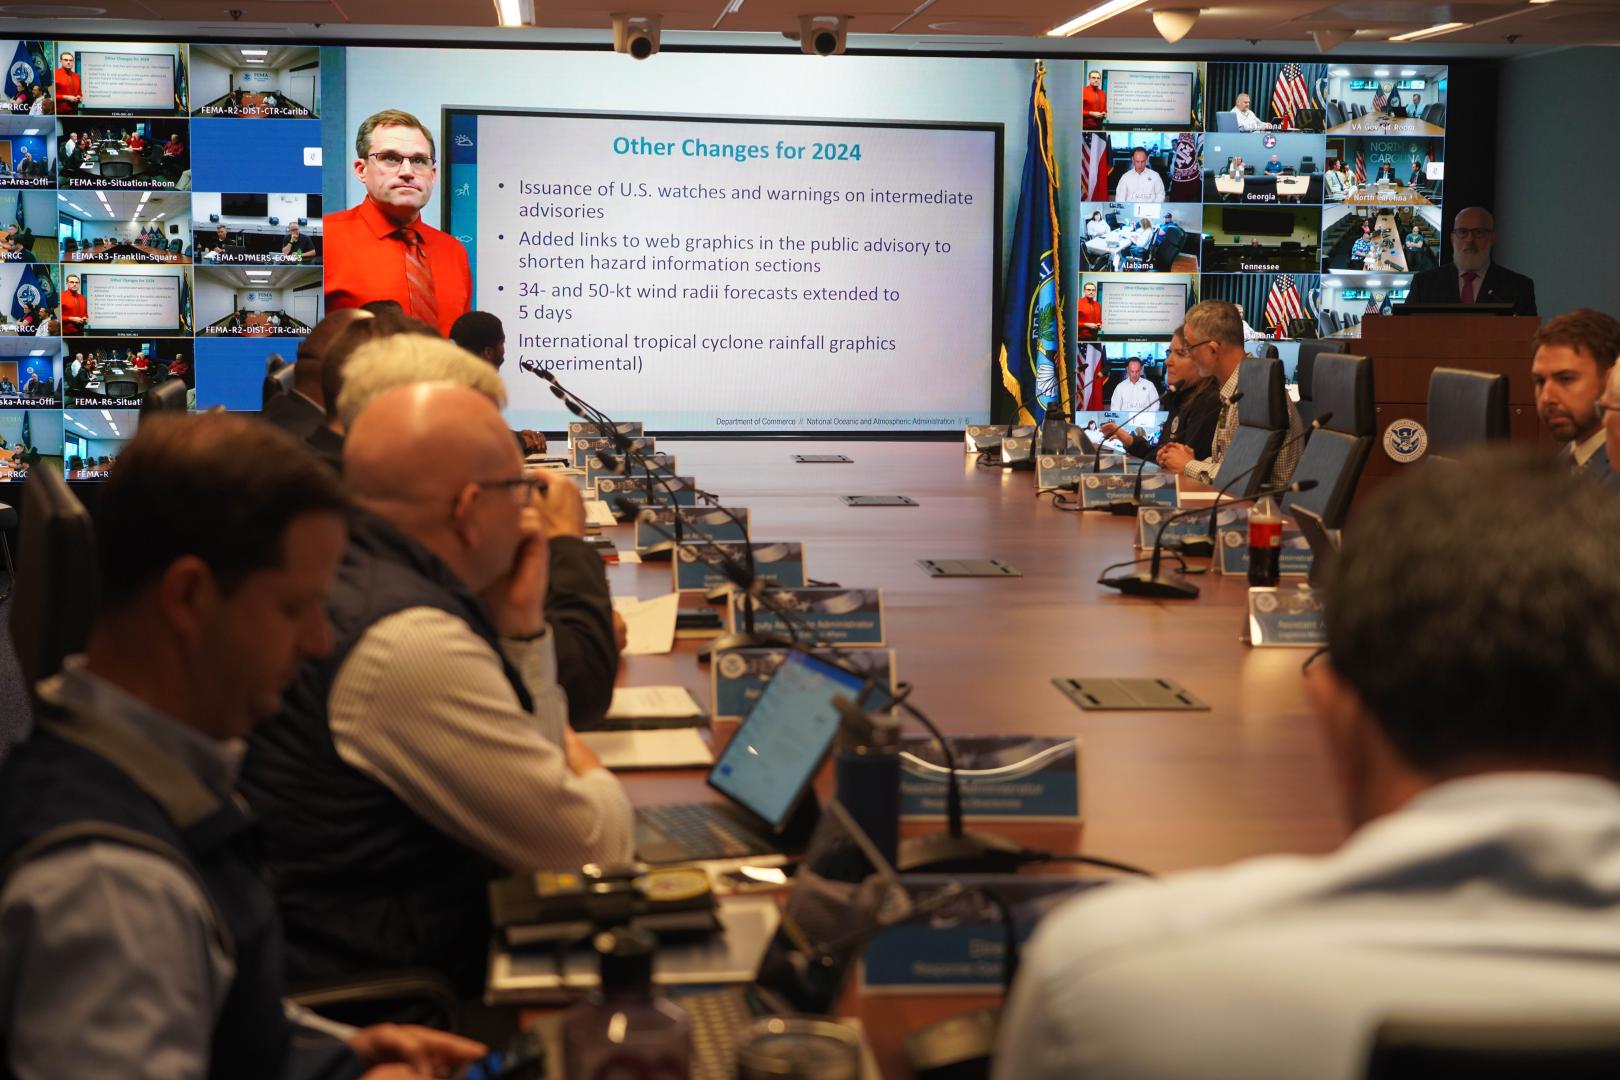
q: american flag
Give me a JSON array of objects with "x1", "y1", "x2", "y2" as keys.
[
  {"x1": 1354, "y1": 149, "x2": 1367, "y2": 184},
  {"x1": 1265, "y1": 275, "x2": 1305, "y2": 339},
  {"x1": 1271, "y1": 63, "x2": 1311, "y2": 128},
  {"x1": 1372, "y1": 87, "x2": 1389, "y2": 110},
  {"x1": 1079, "y1": 343, "x2": 1106, "y2": 410},
  {"x1": 1081, "y1": 133, "x2": 1110, "y2": 201},
  {"x1": 1365, "y1": 290, "x2": 1392, "y2": 316}
]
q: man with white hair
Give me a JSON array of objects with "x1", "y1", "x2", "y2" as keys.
[
  {"x1": 1400, "y1": 207, "x2": 1537, "y2": 316},
  {"x1": 240, "y1": 383, "x2": 631, "y2": 994}
]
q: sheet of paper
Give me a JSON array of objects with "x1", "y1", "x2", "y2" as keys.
[
  {"x1": 612, "y1": 592, "x2": 678, "y2": 655},
  {"x1": 618, "y1": 550, "x2": 642, "y2": 564},
  {"x1": 604, "y1": 683, "x2": 704, "y2": 720},
  {"x1": 584, "y1": 500, "x2": 618, "y2": 528},
  {"x1": 579, "y1": 727, "x2": 714, "y2": 771}
]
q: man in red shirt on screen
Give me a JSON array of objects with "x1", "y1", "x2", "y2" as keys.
[
  {"x1": 60, "y1": 274, "x2": 88, "y2": 336},
  {"x1": 323, "y1": 109, "x2": 471, "y2": 337},
  {"x1": 1082, "y1": 69, "x2": 1107, "y2": 130},
  {"x1": 54, "y1": 52, "x2": 81, "y2": 115}
]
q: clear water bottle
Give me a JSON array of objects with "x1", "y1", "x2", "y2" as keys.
[{"x1": 562, "y1": 927, "x2": 691, "y2": 1080}]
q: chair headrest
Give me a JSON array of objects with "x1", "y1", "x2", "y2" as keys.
[
  {"x1": 1312, "y1": 353, "x2": 1374, "y2": 437},
  {"x1": 1235, "y1": 356, "x2": 1286, "y2": 429}
]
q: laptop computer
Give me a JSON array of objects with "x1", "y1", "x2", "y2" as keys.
[{"x1": 635, "y1": 649, "x2": 870, "y2": 864}]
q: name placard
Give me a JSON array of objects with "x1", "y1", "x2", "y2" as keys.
[
  {"x1": 571, "y1": 436, "x2": 654, "y2": 468},
  {"x1": 1035, "y1": 454, "x2": 1084, "y2": 491},
  {"x1": 1079, "y1": 471, "x2": 1178, "y2": 510},
  {"x1": 597, "y1": 475, "x2": 698, "y2": 516},
  {"x1": 711, "y1": 647, "x2": 896, "y2": 721},
  {"x1": 1136, "y1": 504, "x2": 1209, "y2": 551},
  {"x1": 567, "y1": 420, "x2": 644, "y2": 448},
  {"x1": 634, "y1": 507, "x2": 750, "y2": 552},
  {"x1": 586, "y1": 451, "x2": 677, "y2": 490},
  {"x1": 1214, "y1": 507, "x2": 1314, "y2": 577},
  {"x1": 964, "y1": 424, "x2": 1029, "y2": 454},
  {"x1": 899, "y1": 735, "x2": 1080, "y2": 822},
  {"x1": 729, "y1": 587, "x2": 885, "y2": 646},
  {"x1": 674, "y1": 541, "x2": 806, "y2": 593},
  {"x1": 1001, "y1": 435, "x2": 1034, "y2": 465},
  {"x1": 1247, "y1": 585, "x2": 1327, "y2": 647}
]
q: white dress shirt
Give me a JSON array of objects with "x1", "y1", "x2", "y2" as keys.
[
  {"x1": 1109, "y1": 376, "x2": 1160, "y2": 414},
  {"x1": 1568, "y1": 427, "x2": 1606, "y2": 470},
  {"x1": 1233, "y1": 107, "x2": 1266, "y2": 132},
  {"x1": 1113, "y1": 167, "x2": 1165, "y2": 203},
  {"x1": 328, "y1": 607, "x2": 635, "y2": 871},
  {"x1": 996, "y1": 773, "x2": 1620, "y2": 1080}
]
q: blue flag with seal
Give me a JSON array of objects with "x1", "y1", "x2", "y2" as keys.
[
  {"x1": 10, "y1": 263, "x2": 46, "y2": 320},
  {"x1": 997, "y1": 62, "x2": 1068, "y2": 426},
  {"x1": 3, "y1": 41, "x2": 50, "y2": 103}
]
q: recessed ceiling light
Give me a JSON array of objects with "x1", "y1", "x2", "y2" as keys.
[
  {"x1": 1373, "y1": 69, "x2": 1390, "y2": 77},
  {"x1": 1400, "y1": 69, "x2": 1417, "y2": 76},
  {"x1": 1330, "y1": 68, "x2": 1350, "y2": 77},
  {"x1": 1389, "y1": 21, "x2": 1471, "y2": 42},
  {"x1": 244, "y1": 58, "x2": 265, "y2": 64},
  {"x1": 239, "y1": 48, "x2": 269, "y2": 56},
  {"x1": 494, "y1": 0, "x2": 534, "y2": 26},
  {"x1": 1047, "y1": 0, "x2": 1150, "y2": 37}
]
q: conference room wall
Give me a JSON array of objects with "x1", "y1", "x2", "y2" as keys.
[
  {"x1": 1496, "y1": 46, "x2": 1618, "y2": 318},
  {"x1": 193, "y1": 57, "x2": 319, "y2": 114},
  {"x1": 0, "y1": 410, "x2": 62, "y2": 453},
  {"x1": 190, "y1": 192, "x2": 322, "y2": 235},
  {"x1": 1205, "y1": 206, "x2": 1318, "y2": 247}
]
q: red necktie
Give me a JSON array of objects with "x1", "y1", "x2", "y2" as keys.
[
  {"x1": 398, "y1": 227, "x2": 440, "y2": 330},
  {"x1": 1459, "y1": 270, "x2": 1478, "y2": 305}
]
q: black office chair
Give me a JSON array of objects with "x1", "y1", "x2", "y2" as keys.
[
  {"x1": 103, "y1": 378, "x2": 140, "y2": 399},
  {"x1": 140, "y1": 378, "x2": 188, "y2": 415},
  {"x1": 1427, "y1": 368, "x2": 1509, "y2": 463},
  {"x1": 8, "y1": 468, "x2": 96, "y2": 693},
  {"x1": 1366, "y1": 1017, "x2": 1620, "y2": 1079},
  {"x1": 262, "y1": 354, "x2": 295, "y2": 408},
  {"x1": 1216, "y1": 357, "x2": 1289, "y2": 498},
  {"x1": 1282, "y1": 353, "x2": 1374, "y2": 528},
  {"x1": 1150, "y1": 227, "x2": 1186, "y2": 273},
  {"x1": 1292, "y1": 339, "x2": 1336, "y2": 429},
  {"x1": 99, "y1": 160, "x2": 134, "y2": 180}
]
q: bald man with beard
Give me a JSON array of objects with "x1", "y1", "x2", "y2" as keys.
[
  {"x1": 240, "y1": 384, "x2": 631, "y2": 995},
  {"x1": 260, "y1": 308, "x2": 375, "y2": 440}
]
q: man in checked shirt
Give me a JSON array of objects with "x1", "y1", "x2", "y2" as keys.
[{"x1": 1156, "y1": 300, "x2": 1304, "y2": 488}]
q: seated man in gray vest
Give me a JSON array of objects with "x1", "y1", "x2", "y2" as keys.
[
  {"x1": 241, "y1": 382, "x2": 634, "y2": 995},
  {"x1": 0, "y1": 413, "x2": 485, "y2": 1079},
  {"x1": 995, "y1": 451, "x2": 1620, "y2": 1080}
]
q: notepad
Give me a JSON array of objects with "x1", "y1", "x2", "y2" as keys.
[
  {"x1": 579, "y1": 727, "x2": 714, "y2": 771},
  {"x1": 584, "y1": 500, "x2": 618, "y2": 528},
  {"x1": 611, "y1": 593, "x2": 679, "y2": 655},
  {"x1": 604, "y1": 684, "x2": 706, "y2": 723}
]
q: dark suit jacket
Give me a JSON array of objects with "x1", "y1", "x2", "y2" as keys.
[
  {"x1": 1581, "y1": 443, "x2": 1616, "y2": 490},
  {"x1": 1400, "y1": 261, "x2": 1538, "y2": 317},
  {"x1": 546, "y1": 537, "x2": 620, "y2": 730}
]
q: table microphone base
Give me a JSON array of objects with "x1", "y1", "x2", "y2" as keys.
[
  {"x1": 899, "y1": 829, "x2": 1030, "y2": 874},
  {"x1": 1170, "y1": 538, "x2": 1215, "y2": 559},
  {"x1": 1100, "y1": 500, "x2": 1141, "y2": 516},
  {"x1": 1099, "y1": 569, "x2": 1201, "y2": 599},
  {"x1": 696, "y1": 631, "x2": 791, "y2": 662},
  {"x1": 638, "y1": 540, "x2": 675, "y2": 561}
]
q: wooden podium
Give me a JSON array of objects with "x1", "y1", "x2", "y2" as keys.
[{"x1": 1353, "y1": 313, "x2": 1544, "y2": 488}]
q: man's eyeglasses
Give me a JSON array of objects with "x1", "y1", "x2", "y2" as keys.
[
  {"x1": 367, "y1": 151, "x2": 436, "y2": 172},
  {"x1": 475, "y1": 476, "x2": 543, "y2": 505},
  {"x1": 1173, "y1": 338, "x2": 1216, "y2": 358},
  {"x1": 1598, "y1": 397, "x2": 1620, "y2": 421},
  {"x1": 1452, "y1": 227, "x2": 1493, "y2": 239},
  {"x1": 1301, "y1": 645, "x2": 1330, "y2": 676}
]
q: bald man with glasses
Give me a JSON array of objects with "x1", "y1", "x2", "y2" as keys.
[{"x1": 1400, "y1": 207, "x2": 1537, "y2": 316}]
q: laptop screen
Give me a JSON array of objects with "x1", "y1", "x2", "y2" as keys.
[{"x1": 708, "y1": 650, "x2": 867, "y2": 830}]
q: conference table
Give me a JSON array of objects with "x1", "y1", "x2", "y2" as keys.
[
  {"x1": 587, "y1": 439, "x2": 1346, "y2": 1076},
  {"x1": 1212, "y1": 172, "x2": 1311, "y2": 201},
  {"x1": 1325, "y1": 115, "x2": 1444, "y2": 137}
]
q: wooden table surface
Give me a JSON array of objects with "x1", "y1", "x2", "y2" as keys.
[{"x1": 583, "y1": 438, "x2": 1348, "y2": 1076}]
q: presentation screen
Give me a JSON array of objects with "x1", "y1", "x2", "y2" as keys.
[
  {"x1": 78, "y1": 51, "x2": 176, "y2": 113},
  {"x1": 445, "y1": 109, "x2": 1000, "y2": 433},
  {"x1": 84, "y1": 272, "x2": 181, "y2": 331},
  {"x1": 1096, "y1": 279, "x2": 1190, "y2": 337},
  {"x1": 1105, "y1": 69, "x2": 1194, "y2": 128}
]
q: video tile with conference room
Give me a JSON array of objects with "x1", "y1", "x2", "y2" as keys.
[
  {"x1": 65, "y1": 265, "x2": 193, "y2": 338},
  {"x1": 1320, "y1": 63, "x2": 1447, "y2": 137},
  {"x1": 0, "y1": 191, "x2": 57, "y2": 262},
  {"x1": 1072, "y1": 409, "x2": 1168, "y2": 452},
  {"x1": 1199, "y1": 271, "x2": 1323, "y2": 341},
  {"x1": 1080, "y1": 59, "x2": 1205, "y2": 133},
  {"x1": 0, "y1": 407, "x2": 64, "y2": 482},
  {"x1": 190, "y1": 45, "x2": 319, "y2": 119},
  {"x1": 193, "y1": 192, "x2": 322, "y2": 266},
  {"x1": 1095, "y1": 340, "x2": 1171, "y2": 414},
  {"x1": 2, "y1": 41, "x2": 55, "y2": 116},
  {"x1": 0, "y1": 337, "x2": 61, "y2": 407},
  {"x1": 62, "y1": 408, "x2": 137, "y2": 480},
  {"x1": 0, "y1": 261, "x2": 57, "y2": 335},
  {"x1": 1322, "y1": 204, "x2": 1440, "y2": 275},
  {"x1": 194, "y1": 265, "x2": 322, "y2": 337},
  {"x1": 1076, "y1": 272, "x2": 1196, "y2": 342},
  {"x1": 1326, "y1": 136, "x2": 1442, "y2": 206},
  {"x1": 57, "y1": 117, "x2": 191, "y2": 190},
  {"x1": 1201, "y1": 131, "x2": 1327, "y2": 203},
  {"x1": 1078, "y1": 203, "x2": 1200, "y2": 273},
  {"x1": 56, "y1": 41, "x2": 189, "y2": 117},
  {"x1": 1317, "y1": 271, "x2": 1411, "y2": 335},
  {"x1": 1201, "y1": 205, "x2": 1321, "y2": 274},
  {"x1": 1205, "y1": 62, "x2": 1331, "y2": 133},
  {"x1": 64, "y1": 337, "x2": 191, "y2": 407},
  {"x1": 60, "y1": 190, "x2": 192, "y2": 264},
  {"x1": 1087, "y1": 131, "x2": 1204, "y2": 205},
  {"x1": 0, "y1": 116, "x2": 53, "y2": 188}
]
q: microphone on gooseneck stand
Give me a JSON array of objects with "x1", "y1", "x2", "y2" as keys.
[
  {"x1": 1099, "y1": 477, "x2": 1319, "y2": 599},
  {"x1": 1172, "y1": 410, "x2": 1332, "y2": 559},
  {"x1": 1092, "y1": 386, "x2": 1179, "y2": 474}
]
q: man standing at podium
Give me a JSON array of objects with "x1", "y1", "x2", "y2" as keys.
[
  {"x1": 1400, "y1": 207, "x2": 1537, "y2": 316},
  {"x1": 1531, "y1": 309, "x2": 1619, "y2": 486},
  {"x1": 324, "y1": 109, "x2": 471, "y2": 336}
]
